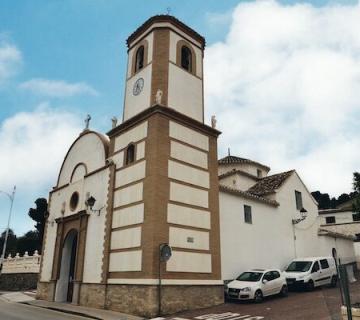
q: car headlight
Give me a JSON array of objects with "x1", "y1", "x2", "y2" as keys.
[{"x1": 240, "y1": 287, "x2": 251, "y2": 292}]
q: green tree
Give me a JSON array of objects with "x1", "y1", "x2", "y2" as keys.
[
  {"x1": 28, "y1": 198, "x2": 48, "y2": 250},
  {"x1": 0, "y1": 229, "x2": 17, "y2": 257},
  {"x1": 353, "y1": 172, "x2": 360, "y2": 214},
  {"x1": 16, "y1": 230, "x2": 41, "y2": 255}
]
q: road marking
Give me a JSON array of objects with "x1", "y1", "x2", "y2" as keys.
[{"x1": 150, "y1": 312, "x2": 265, "y2": 320}]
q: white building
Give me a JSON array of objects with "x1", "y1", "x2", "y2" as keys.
[{"x1": 218, "y1": 155, "x2": 356, "y2": 281}]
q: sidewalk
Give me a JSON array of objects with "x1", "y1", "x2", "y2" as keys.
[{"x1": 1, "y1": 292, "x2": 144, "y2": 320}]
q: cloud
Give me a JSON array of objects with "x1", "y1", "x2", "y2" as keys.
[
  {"x1": 205, "y1": 0, "x2": 360, "y2": 196},
  {"x1": 19, "y1": 78, "x2": 99, "y2": 97},
  {"x1": 0, "y1": 104, "x2": 83, "y2": 191},
  {"x1": 0, "y1": 40, "x2": 22, "y2": 84}
]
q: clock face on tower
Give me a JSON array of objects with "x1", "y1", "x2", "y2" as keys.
[{"x1": 133, "y1": 78, "x2": 144, "y2": 96}]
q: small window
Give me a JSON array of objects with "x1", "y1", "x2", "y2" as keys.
[
  {"x1": 135, "y1": 46, "x2": 144, "y2": 73},
  {"x1": 257, "y1": 169, "x2": 262, "y2": 178},
  {"x1": 125, "y1": 144, "x2": 135, "y2": 165},
  {"x1": 320, "y1": 259, "x2": 329, "y2": 269},
  {"x1": 181, "y1": 46, "x2": 192, "y2": 72},
  {"x1": 271, "y1": 271, "x2": 280, "y2": 279},
  {"x1": 326, "y1": 216, "x2": 336, "y2": 224},
  {"x1": 244, "y1": 205, "x2": 252, "y2": 224},
  {"x1": 295, "y1": 191, "x2": 303, "y2": 210},
  {"x1": 353, "y1": 213, "x2": 360, "y2": 222},
  {"x1": 311, "y1": 261, "x2": 320, "y2": 273}
]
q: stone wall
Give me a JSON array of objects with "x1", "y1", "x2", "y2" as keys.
[
  {"x1": 2, "y1": 251, "x2": 41, "y2": 274},
  {"x1": 0, "y1": 273, "x2": 38, "y2": 291}
]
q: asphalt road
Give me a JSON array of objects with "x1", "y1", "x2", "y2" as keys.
[{"x1": 0, "y1": 300, "x2": 91, "y2": 320}]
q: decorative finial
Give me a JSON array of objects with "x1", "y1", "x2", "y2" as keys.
[
  {"x1": 228, "y1": 148, "x2": 231, "y2": 156},
  {"x1": 111, "y1": 116, "x2": 118, "y2": 129},
  {"x1": 84, "y1": 114, "x2": 91, "y2": 131},
  {"x1": 155, "y1": 89, "x2": 163, "y2": 105},
  {"x1": 211, "y1": 115, "x2": 217, "y2": 129},
  {"x1": 166, "y1": 7, "x2": 171, "y2": 15}
]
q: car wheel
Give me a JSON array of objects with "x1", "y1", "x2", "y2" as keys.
[
  {"x1": 330, "y1": 275, "x2": 337, "y2": 288},
  {"x1": 280, "y1": 285, "x2": 288, "y2": 297},
  {"x1": 254, "y1": 290, "x2": 263, "y2": 303},
  {"x1": 307, "y1": 280, "x2": 315, "y2": 291}
]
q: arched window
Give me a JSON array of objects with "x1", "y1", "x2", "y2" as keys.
[
  {"x1": 135, "y1": 46, "x2": 145, "y2": 73},
  {"x1": 181, "y1": 46, "x2": 192, "y2": 72},
  {"x1": 125, "y1": 144, "x2": 135, "y2": 165}
]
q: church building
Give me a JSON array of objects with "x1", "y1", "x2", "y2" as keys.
[
  {"x1": 37, "y1": 15, "x2": 224, "y2": 317},
  {"x1": 37, "y1": 14, "x2": 357, "y2": 318}
]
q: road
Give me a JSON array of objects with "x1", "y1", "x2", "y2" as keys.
[{"x1": 0, "y1": 300, "x2": 91, "y2": 320}]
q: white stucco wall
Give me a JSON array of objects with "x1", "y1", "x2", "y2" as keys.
[
  {"x1": 218, "y1": 163, "x2": 268, "y2": 178},
  {"x1": 169, "y1": 121, "x2": 208, "y2": 151},
  {"x1": 123, "y1": 65, "x2": 152, "y2": 121},
  {"x1": 354, "y1": 242, "x2": 360, "y2": 268},
  {"x1": 320, "y1": 211, "x2": 355, "y2": 225},
  {"x1": 58, "y1": 132, "x2": 108, "y2": 187},
  {"x1": 168, "y1": 63, "x2": 203, "y2": 122},
  {"x1": 41, "y1": 132, "x2": 109, "y2": 283},
  {"x1": 219, "y1": 171, "x2": 356, "y2": 280},
  {"x1": 114, "y1": 121, "x2": 148, "y2": 152},
  {"x1": 170, "y1": 140, "x2": 208, "y2": 169},
  {"x1": 220, "y1": 173, "x2": 257, "y2": 191},
  {"x1": 166, "y1": 251, "x2": 211, "y2": 273},
  {"x1": 168, "y1": 160, "x2": 209, "y2": 189}
]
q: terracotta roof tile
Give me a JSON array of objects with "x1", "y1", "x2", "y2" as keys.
[
  {"x1": 247, "y1": 170, "x2": 294, "y2": 196},
  {"x1": 127, "y1": 15, "x2": 205, "y2": 48},
  {"x1": 218, "y1": 155, "x2": 270, "y2": 171},
  {"x1": 219, "y1": 185, "x2": 279, "y2": 207}
]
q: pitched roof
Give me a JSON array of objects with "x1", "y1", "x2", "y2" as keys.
[
  {"x1": 218, "y1": 169, "x2": 260, "y2": 181},
  {"x1": 127, "y1": 15, "x2": 205, "y2": 48},
  {"x1": 219, "y1": 185, "x2": 279, "y2": 207},
  {"x1": 247, "y1": 170, "x2": 294, "y2": 196},
  {"x1": 218, "y1": 155, "x2": 270, "y2": 171}
]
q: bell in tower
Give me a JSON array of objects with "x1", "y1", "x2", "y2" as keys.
[{"x1": 123, "y1": 15, "x2": 205, "y2": 123}]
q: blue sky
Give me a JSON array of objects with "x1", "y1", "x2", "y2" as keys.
[{"x1": 0, "y1": 0, "x2": 359, "y2": 236}]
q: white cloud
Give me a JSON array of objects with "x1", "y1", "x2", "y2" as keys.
[
  {"x1": 205, "y1": 0, "x2": 360, "y2": 196},
  {"x1": 0, "y1": 40, "x2": 22, "y2": 84},
  {"x1": 0, "y1": 104, "x2": 82, "y2": 191},
  {"x1": 19, "y1": 78, "x2": 99, "y2": 97}
]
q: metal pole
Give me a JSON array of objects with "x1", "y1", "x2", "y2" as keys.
[{"x1": 0, "y1": 186, "x2": 16, "y2": 275}]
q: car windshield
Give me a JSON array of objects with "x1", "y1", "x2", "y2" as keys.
[
  {"x1": 236, "y1": 272, "x2": 263, "y2": 282},
  {"x1": 286, "y1": 261, "x2": 312, "y2": 272}
]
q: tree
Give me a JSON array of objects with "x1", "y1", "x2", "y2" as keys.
[
  {"x1": 311, "y1": 191, "x2": 334, "y2": 209},
  {"x1": 16, "y1": 230, "x2": 41, "y2": 255},
  {"x1": 28, "y1": 198, "x2": 48, "y2": 250},
  {"x1": 353, "y1": 172, "x2": 360, "y2": 214},
  {"x1": 0, "y1": 229, "x2": 17, "y2": 257}
]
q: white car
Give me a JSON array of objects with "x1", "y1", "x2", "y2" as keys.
[
  {"x1": 226, "y1": 269, "x2": 288, "y2": 303},
  {"x1": 283, "y1": 257, "x2": 338, "y2": 290}
]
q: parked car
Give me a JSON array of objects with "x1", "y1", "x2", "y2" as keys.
[
  {"x1": 283, "y1": 257, "x2": 337, "y2": 290},
  {"x1": 225, "y1": 269, "x2": 288, "y2": 303}
]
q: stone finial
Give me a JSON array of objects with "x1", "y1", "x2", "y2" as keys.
[
  {"x1": 24, "y1": 251, "x2": 29, "y2": 257},
  {"x1": 84, "y1": 114, "x2": 91, "y2": 131},
  {"x1": 34, "y1": 250, "x2": 39, "y2": 256},
  {"x1": 15, "y1": 253, "x2": 20, "y2": 258},
  {"x1": 7, "y1": 253, "x2": 11, "y2": 259},
  {"x1": 111, "y1": 116, "x2": 118, "y2": 129},
  {"x1": 211, "y1": 115, "x2": 217, "y2": 129},
  {"x1": 61, "y1": 202, "x2": 66, "y2": 216},
  {"x1": 155, "y1": 89, "x2": 163, "y2": 105}
]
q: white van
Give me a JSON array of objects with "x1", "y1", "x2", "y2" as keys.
[{"x1": 283, "y1": 257, "x2": 337, "y2": 290}]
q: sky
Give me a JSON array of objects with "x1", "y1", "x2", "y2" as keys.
[{"x1": 0, "y1": 0, "x2": 359, "y2": 235}]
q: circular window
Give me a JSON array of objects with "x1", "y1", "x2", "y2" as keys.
[{"x1": 70, "y1": 192, "x2": 79, "y2": 211}]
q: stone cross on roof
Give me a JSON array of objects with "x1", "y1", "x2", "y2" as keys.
[{"x1": 84, "y1": 114, "x2": 91, "y2": 130}]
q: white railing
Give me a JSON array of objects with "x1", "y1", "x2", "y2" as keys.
[{"x1": 1, "y1": 251, "x2": 41, "y2": 274}]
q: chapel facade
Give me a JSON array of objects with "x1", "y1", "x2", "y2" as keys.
[{"x1": 37, "y1": 15, "x2": 224, "y2": 317}]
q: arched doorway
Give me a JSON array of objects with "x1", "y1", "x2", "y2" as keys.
[{"x1": 55, "y1": 229, "x2": 78, "y2": 302}]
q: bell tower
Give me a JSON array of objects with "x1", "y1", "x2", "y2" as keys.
[
  {"x1": 123, "y1": 15, "x2": 205, "y2": 122},
  {"x1": 106, "y1": 16, "x2": 223, "y2": 317}
]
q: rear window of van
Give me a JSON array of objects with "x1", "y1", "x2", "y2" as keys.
[{"x1": 320, "y1": 259, "x2": 329, "y2": 269}]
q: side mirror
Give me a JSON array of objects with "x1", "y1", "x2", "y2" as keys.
[{"x1": 262, "y1": 279, "x2": 268, "y2": 284}]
